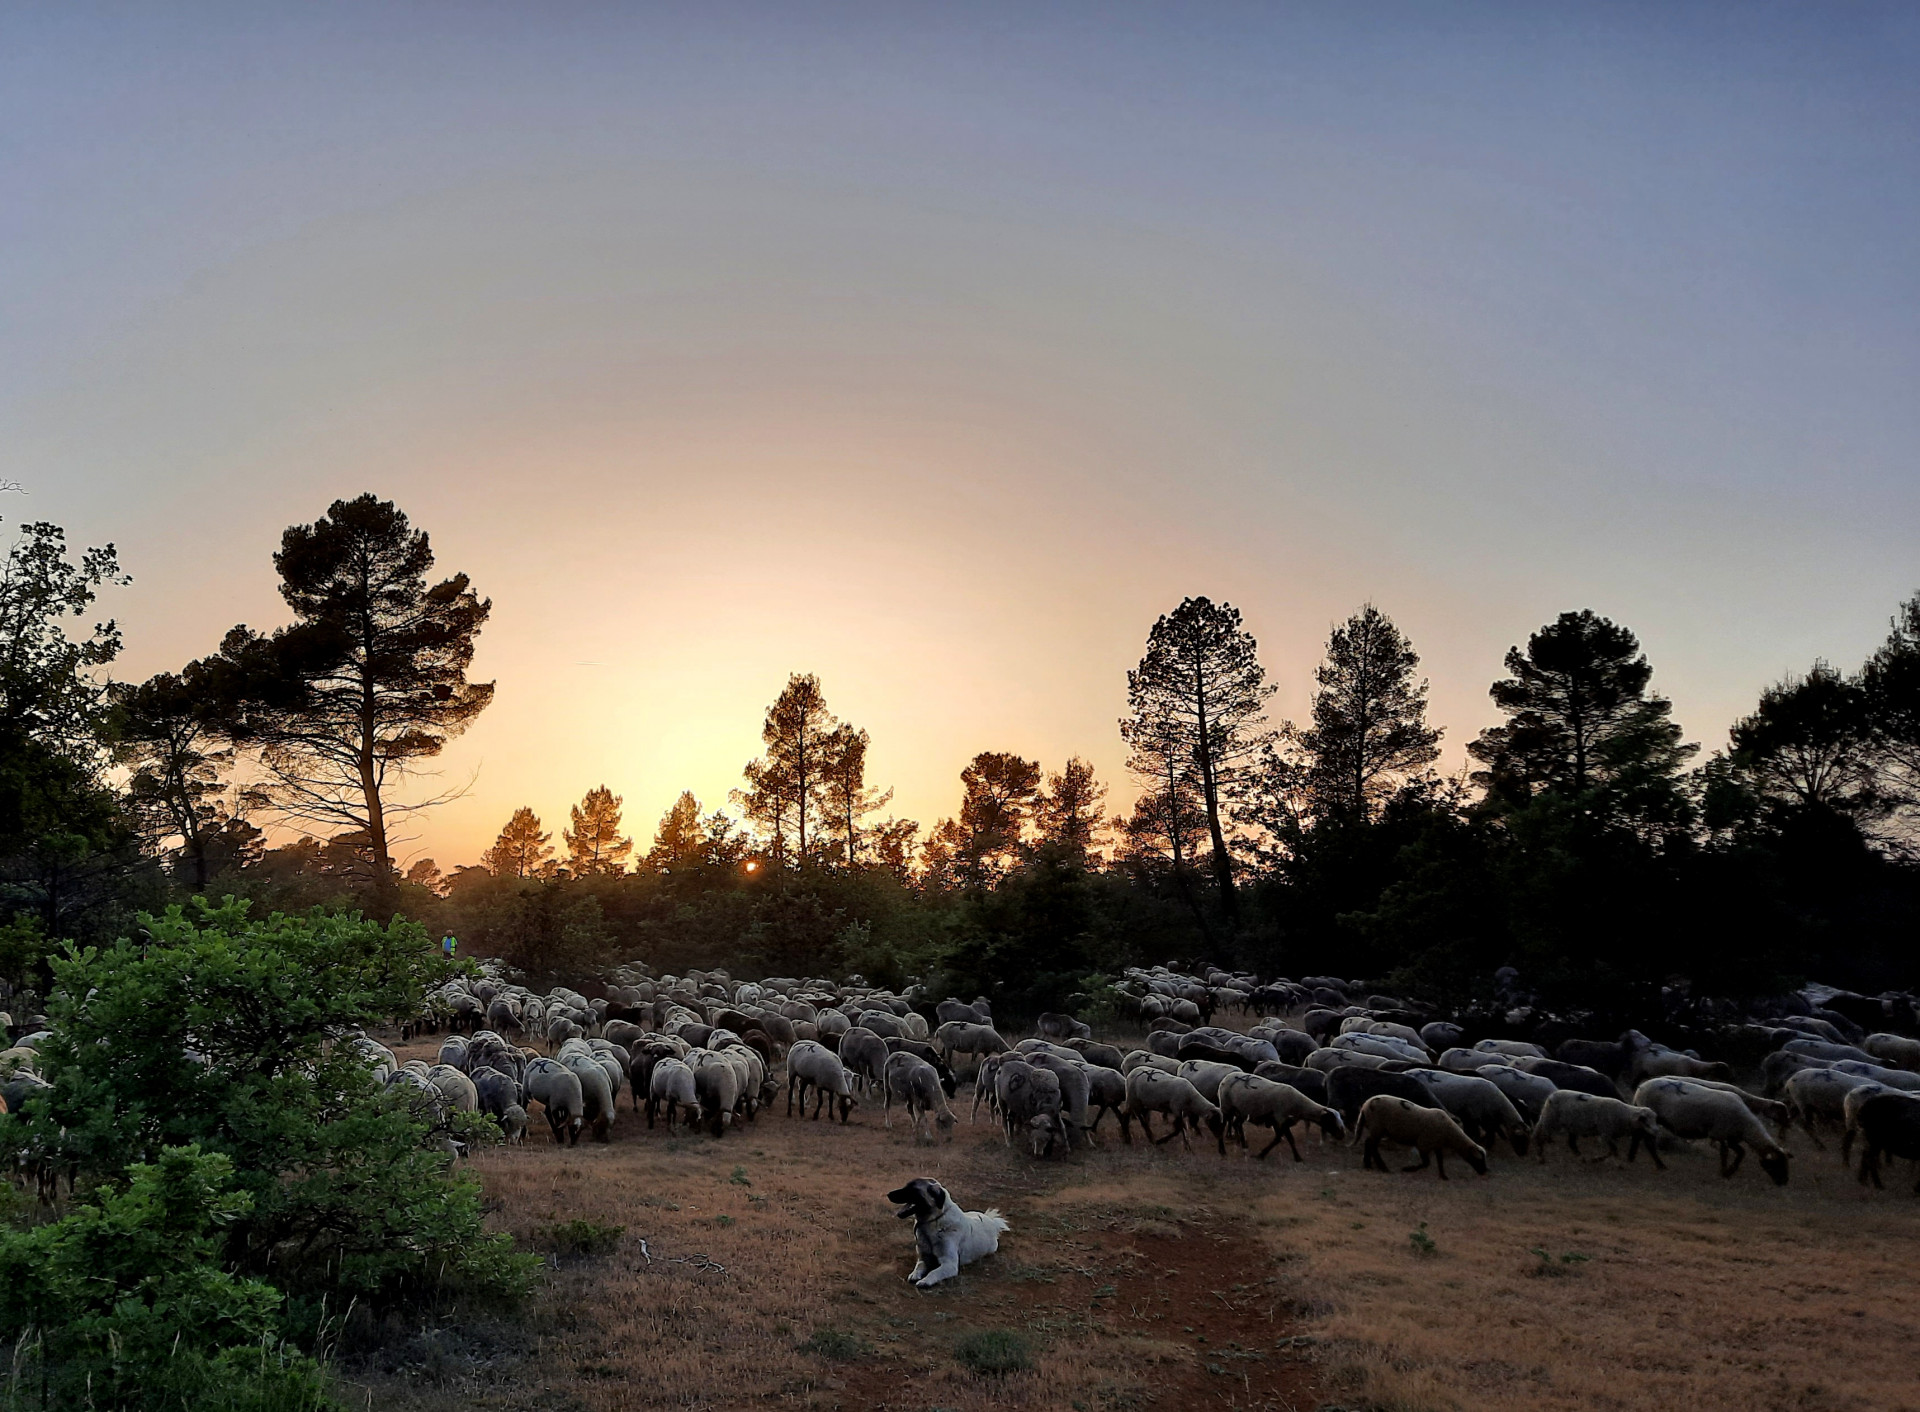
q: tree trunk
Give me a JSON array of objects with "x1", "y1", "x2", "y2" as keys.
[{"x1": 1193, "y1": 661, "x2": 1238, "y2": 924}]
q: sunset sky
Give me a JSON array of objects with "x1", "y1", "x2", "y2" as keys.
[{"x1": 10, "y1": 6, "x2": 1918, "y2": 868}]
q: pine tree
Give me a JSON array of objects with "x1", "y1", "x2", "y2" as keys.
[
  {"x1": 1297, "y1": 605, "x2": 1442, "y2": 824},
  {"x1": 482, "y1": 806, "x2": 554, "y2": 878},
  {"x1": 1034, "y1": 757, "x2": 1109, "y2": 864},
  {"x1": 210, "y1": 495, "x2": 492, "y2": 892},
  {"x1": 955, "y1": 751, "x2": 1041, "y2": 887},
  {"x1": 1468, "y1": 609, "x2": 1695, "y2": 828},
  {"x1": 819, "y1": 725, "x2": 893, "y2": 867},
  {"x1": 647, "y1": 790, "x2": 707, "y2": 869},
  {"x1": 734, "y1": 674, "x2": 838, "y2": 865},
  {"x1": 565, "y1": 785, "x2": 632, "y2": 876},
  {"x1": 1122, "y1": 596, "x2": 1274, "y2": 921}
]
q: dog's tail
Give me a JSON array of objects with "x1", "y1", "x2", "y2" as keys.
[{"x1": 979, "y1": 1207, "x2": 1011, "y2": 1236}]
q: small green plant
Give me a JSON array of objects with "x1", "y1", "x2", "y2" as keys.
[
  {"x1": 730, "y1": 1165, "x2": 751, "y2": 1186},
  {"x1": 1409, "y1": 1223, "x2": 1437, "y2": 1257},
  {"x1": 1528, "y1": 1246, "x2": 1591, "y2": 1276},
  {"x1": 536, "y1": 1219, "x2": 625, "y2": 1257},
  {"x1": 797, "y1": 1328, "x2": 869, "y2": 1361},
  {"x1": 713, "y1": 1214, "x2": 735, "y2": 1228},
  {"x1": 955, "y1": 1329, "x2": 1032, "y2": 1375}
]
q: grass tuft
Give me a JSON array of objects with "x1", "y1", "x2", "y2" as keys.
[
  {"x1": 955, "y1": 1329, "x2": 1032, "y2": 1375},
  {"x1": 535, "y1": 1219, "x2": 625, "y2": 1257},
  {"x1": 797, "y1": 1328, "x2": 869, "y2": 1361}
]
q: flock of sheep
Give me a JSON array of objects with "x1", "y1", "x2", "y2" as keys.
[
  {"x1": 5, "y1": 962, "x2": 1916, "y2": 1196},
  {"x1": 353, "y1": 961, "x2": 1920, "y2": 1193}
]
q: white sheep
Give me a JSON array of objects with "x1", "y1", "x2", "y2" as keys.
[
  {"x1": 1405, "y1": 1070, "x2": 1532, "y2": 1155},
  {"x1": 1469, "y1": 1063, "x2": 1559, "y2": 1125},
  {"x1": 1632, "y1": 1078, "x2": 1792, "y2": 1184},
  {"x1": 1120, "y1": 1068, "x2": 1222, "y2": 1152},
  {"x1": 647, "y1": 1057, "x2": 697, "y2": 1130},
  {"x1": 1215, "y1": 1073, "x2": 1345, "y2": 1160},
  {"x1": 1530, "y1": 1090, "x2": 1663, "y2": 1167},
  {"x1": 1864, "y1": 1033, "x2": 1920, "y2": 1072},
  {"x1": 1353, "y1": 1095, "x2": 1488, "y2": 1179},
  {"x1": 883, "y1": 1050, "x2": 956, "y2": 1140},
  {"x1": 785, "y1": 1039, "x2": 859, "y2": 1123},
  {"x1": 1783, "y1": 1067, "x2": 1886, "y2": 1150}
]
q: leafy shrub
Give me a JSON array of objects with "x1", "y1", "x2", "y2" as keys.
[
  {"x1": 536, "y1": 1219, "x2": 625, "y2": 1257},
  {"x1": 15, "y1": 898, "x2": 535, "y2": 1312},
  {"x1": 0, "y1": 1145, "x2": 337, "y2": 1411},
  {"x1": 954, "y1": 1330, "x2": 1031, "y2": 1374}
]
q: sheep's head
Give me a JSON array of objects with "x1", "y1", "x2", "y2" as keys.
[
  {"x1": 1464, "y1": 1143, "x2": 1489, "y2": 1176},
  {"x1": 1317, "y1": 1109, "x2": 1347, "y2": 1141},
  {"x1": 1760, "y1": 1149, "x2": 1792, "y2": 1186}
]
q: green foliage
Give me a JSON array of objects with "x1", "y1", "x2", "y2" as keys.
[
  {"x1": 22, "y1": 898, "x2": 533, "y2": 1310},
  {"x1": 1527, "y1": 1247, "x2": 1591, "y2": 1277},
  {"x1": 535, "y1": 1219, "x2": 625, "y2": 1258},
  {"x1": 0, "y1": 1145, "x2": 336, "y2": 1411},
  {"x1": 954, "y1": 1330, "x2": 1031, "y2": 1374},
  {"x1": 1408, "y1": 1223, "x2": 1436, "y2": 1257}
]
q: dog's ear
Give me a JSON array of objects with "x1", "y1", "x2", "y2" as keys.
[{"x1": 926, "y1": 1181, "x2": 947, "y2": 1208}]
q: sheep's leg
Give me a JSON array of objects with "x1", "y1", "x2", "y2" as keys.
[
  {"x1": 1858, "y1": 1144, "x2": 1881, "y2": 1188},
  {"x1": 1720, "y1": 1140, "x2": 1746, "y2": 1178},
  {"x1": 1283, "y1": 1122, "x2": 1306, "y2": 1162},
  {"x1": 1566, "y1": 1134, "x2": 1582, "y2": 1156},
  {"x1": 1434, "y1": 1149, "x2": 1450, "y2": 1181},
  {"x1": 1362, "y1": 1135, "x2": 1382, "y2": 1171},
  {"x1": 884, "y1": 1087, "x2": 893, "y2": 1129},
  {"x1": 1798, "y1": 1112, "x2": 1826, "y2": 1151}
]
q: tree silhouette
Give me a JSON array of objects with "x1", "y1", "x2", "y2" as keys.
[
  {"x1": 647, "y1": 790, "x2": 707, "y2": 869},
  {"x1": 1123, "y1": 596, "x2": 1274, "y2": 921},
  {"x1": 735, "y1": 674, "x2": 838, "y2": 866},
  {"x1": 565, "y1": 785, "x2": 632, "y2": 876},
  {"x1": 955, "y1": 751, "x2": 1041, "y2": 888},
  {"x1": 1295, "y1": 605, "x2": 1441, "y2": 824},
  {"x1": 1034, "y1": 756, "x2": 1109, "y2": 864},
  {"x1": 819, "y1": 724, "x2": 893, "y2": 867},
  {"x1": 109, "y1": 665, "x2": 232, "y2": 889},
  {"x1": 1468, "y1": 609, "x2": 1694, "y2": 821},
  {"x1": 1863, "y1": 592, "x2": 1920, "y2": 835},
  {"x1": 1727, "y1": 663, "x2": 1877, "y2": 819},
  {"x1": 211, "y1": 495, "x2": 492, "y2": 892},
  {"x1": 482, "y1": 806, "x2": 554, "y2": 879}
]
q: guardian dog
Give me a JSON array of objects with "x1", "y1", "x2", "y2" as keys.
[{"x1": 886, "y1": 1178, "x2": 1009, "y2": 1289}]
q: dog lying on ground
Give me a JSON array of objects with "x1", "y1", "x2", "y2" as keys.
[{"x1": 887, "y1": 1178, "x2": 1010, "y2": 1289}]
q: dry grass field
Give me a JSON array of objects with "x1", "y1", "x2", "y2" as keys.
[{"x1": 343, "y1": 1038, "x2": 1920, "y2": 1412}]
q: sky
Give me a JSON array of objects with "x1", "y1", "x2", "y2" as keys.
[{"x1": 7, "y1": 5, "x2": 1918, "y2": 868}]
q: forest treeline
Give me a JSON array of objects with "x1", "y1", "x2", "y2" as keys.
[{"x1": 7, "y1": 493, "x2": 1918, "y2": 1023}]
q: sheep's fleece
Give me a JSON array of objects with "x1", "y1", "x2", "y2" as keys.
[{"x1": 887, "y1": 1178, "x2": 1010, "y2": 1290}]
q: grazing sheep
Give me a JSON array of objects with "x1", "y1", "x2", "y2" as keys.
[
  {"x1": 1469, "y1": 1064, "x2": 1559, "y2": 1125},
  {"x1": 472, "y1": 1066, "x2": 521, "y2": 1121},
  {"x1": 884, "y1": 1037, "x2": 959, "y2": 1098},
  {"x1": 1331, "y1": 1032, "x2": 1429, "y2": 1065},
  {"x1": 1122, "y1": 1050, "x2": 1181, "y2": 1076},
  {"x1": 1023, "y1": 1051, "x2": 1092, "y2": 1147},
  {"x1": 1216, "y1": 1073, "x2": 1345, "y2": 1160},
  {"x1": 1531, "y1": 1090, "x2": 1663, "y2": 1167},
  {"x1": 1783, "y1": 1067, "x2": 1887, "y2": 1150},
  {"x1": 1307, "y1": 1047, "x2": 1393, "y2": 1074},
  {"x1": 1863, "y1": 1033, "x2": 1920, "y2": 1073},
  {"x1": 857, "y1": 1009, "x2": 905, "y2": 1040},
  {"x1": 1037, "y1": 1012, "x2": 1092, "y2": 1041},
  {"x1": 1676, "y1": 1078, "x2": 1789, "y2": 1132},
  {"x1": 1556, "y1": 1037, "x2": 1636, "y2": 1080},
  {"x1": 1119, "y1": 1069, "x2": 1222, "y2": 1152},
  {"x1": 1420, "y1": 1021, "x2": 1466, "y2": 1053},
  {"x1": 648, "y1": 1058, "x2": 697, "y2": 1130},
  {"x1": 523, "y1": 1058, "x2": 585, "y2": 1145},
  {"x1": 935, "y1": 997, "x2": 992, "y2": 1027},
  {"x1": 1354, "y1": 1095, "x2": 1488, "y2": 1179},
  {"x1": 1251, "y1": 1061, "x2": 1331, "y2": 1107},
  {"x1": 838, "y1": 1027, "x2": 891, "y2": 1093},
  {"x1": 933, "y1": 1021, "x2": 1010, "y2": 1073},
  {"x1": 1629, "y1": 1046, "x2": 1734, "y2": 1086},
  {"x1": 996, "y1": 1060, "x2": 1069, "y2": 1156},
  {"x1": 1082, "y1": 1064, "x2": 1128, "y2": 1132},
  {"x1": 1065, "y1": 1038, "x2": 1128, "y2": 1071},
  {"x1": 1174, "y1": 1058, "x2": 1242, "y2": 1106},
  {"x1": 884, "y1": 1051, "x2": 957, "y2": 1139},
  {"x1": 1849, "y1": 1089, "x2": 1920, "y2": 1191},
  {"x1": 1508, "y1": 1055, "x2": 1621, "y2": 1099},
  {"x1": 499, "y1": 1103, "x2": 527, "y2": 1144},
  {"x1": 786, "y1": 1039, "x2": 859, "y2": 1123},
  {"x1": 1829, "y1": 1059, "x2": 1920, "y2": 1094},
  {"x1": 1633, "y1": 1078, "x2": 1792, "y2": 1184},
  {"x1": 1326, "y1": 1065, "x2": 1443, "y2": 1127},
  {"x1": 557, "y1": 1048, "x2": 617, "y2": 1141},
  {"x1": 689, "y1": 1048, "x2": 745, "y2": 1136},
  {"x1": 1405, "y1": 1070, "x2": 1532, "y2": 1155},
  {"x1": 1781, "y1": 1036, "x2": 1880, "y2": 1066},
  {"x1": 1473, "y1": 1038, "x2": 1547, "y2": 1061}
]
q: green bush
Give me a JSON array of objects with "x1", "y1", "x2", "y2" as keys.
[
  {"x1": 954, "y1": 1330, "x2": 1031, "y2": 1375},
  {"x1": 15, "y1": 898, "x2": 535, "y2": 1312},
  {"x1": 536, "y1": 1219, "x2": 625, "y2": 1257},
  {"x1": 0, "y1": 1145, "x2": 337, "y2": 1411}
]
